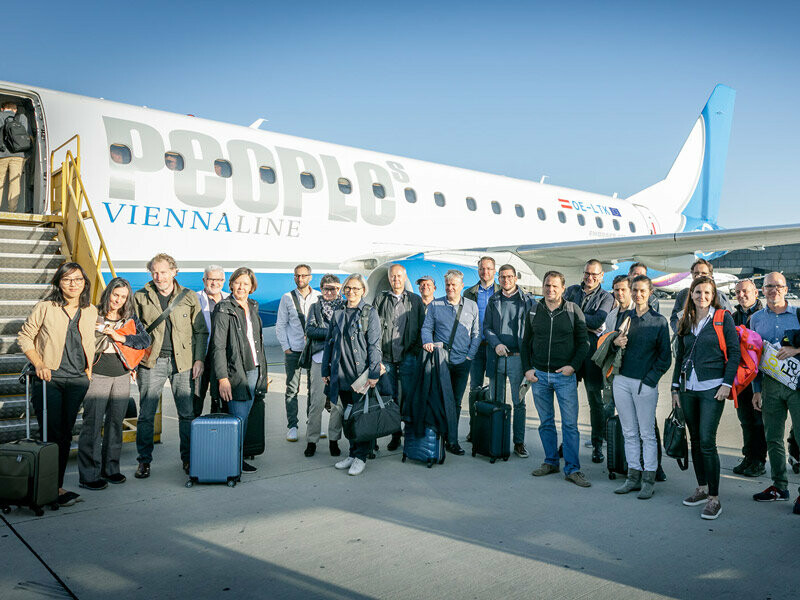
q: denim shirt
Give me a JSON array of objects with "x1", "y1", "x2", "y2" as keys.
[{"x1": 421, "y1": 296, "x2": 481, "y2": 364}]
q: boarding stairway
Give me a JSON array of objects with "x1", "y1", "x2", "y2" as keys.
[
  {"x1": 0, "y1": 135, "x2": 160, "y2": 445},
  {"x1": 0, "y1": 224, "x2": 64, "y2": 441}
]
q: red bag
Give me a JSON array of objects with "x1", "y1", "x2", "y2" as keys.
[
  {"x1": 712, "y1": 310, "x2": 763, "y2": 407},
  {"x1": 113, "y1": 318, "x2": 147, "y2": 370}
]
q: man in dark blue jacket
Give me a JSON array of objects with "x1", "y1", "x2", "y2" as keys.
[
  {"x1": 483, "y1": 264, "x2": 535, "y2": 458},
  {"x1": 564, "y1": 259, "x2": 614, "y2": 464}
]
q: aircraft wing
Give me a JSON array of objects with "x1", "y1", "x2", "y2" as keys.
[{"x1": 466, "y1": 224, "x2": 800, "y2": 271}]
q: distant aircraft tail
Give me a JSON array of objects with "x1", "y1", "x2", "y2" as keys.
[{"x1": 628, "y1": 85, "x2": 736, "y2": 234}]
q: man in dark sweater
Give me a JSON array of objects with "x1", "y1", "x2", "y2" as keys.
[
  {"x1": 564, "y1": 259, "x2": 614, "y2": 464},
  {"x1": 374, "y1": 264, "x2": 426, "y2": 450},
  {"x1": 522, "y1": 271, "x2": 591, "y2": 487},
  {"x1": 483, "y1": 265, "x2": 535, "y2": 458},
  {"x1": 731, "y1": 279, "x2": 767, "y2": 477}
]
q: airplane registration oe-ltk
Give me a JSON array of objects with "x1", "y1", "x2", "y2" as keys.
[{"x1": 2, "y1": 80, "x2": 799, "y2": 324}]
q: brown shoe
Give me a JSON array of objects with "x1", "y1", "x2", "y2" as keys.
[
  {"x1": 683, "y1": 488, "x2": 709, "y2": 506},
  {"x1": 565, "y1": 471, "x2": 591, "y2": 487},
  {"x1": 134, "y1": 463, "x2": 150, "y2": 479},
  {"x1": 701, "y1": 498, "x2": 722, "y2": 520},
  {"x1": 531, "y1": 463, "x2": 559, "y2": 477}
]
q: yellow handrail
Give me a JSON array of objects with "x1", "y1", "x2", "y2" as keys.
[{"x1": 49, "y1": 135, "x2": 116, "y2": 303}]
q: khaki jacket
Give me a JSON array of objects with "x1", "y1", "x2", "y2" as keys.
[
  {"x1": 17, "y1": 301, "x2": 98, "y2": 375},
  {"x1": 133, "y1": 281, "x2": 208, "y2": 372}
]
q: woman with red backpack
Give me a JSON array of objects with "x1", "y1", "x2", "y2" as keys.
[{"x1": 672, "y1": 276, "x2": 740, "y2": 520}]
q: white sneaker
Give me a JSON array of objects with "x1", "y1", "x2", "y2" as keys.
[
  {"x1": 348, "y1": 458, "x2": 366, "y2": 476},
  {"x1": 335, "y1": 457, "x2": 355, "y2": 470},
  {"x1": 286, "y1": 427, "x2": 298, "y2": 442},
  {"x1": 320, "y1": 431, "x2": 327, "y2": 439}
]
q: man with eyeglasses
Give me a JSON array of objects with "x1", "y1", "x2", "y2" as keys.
[
  {"x1": 565, "y1": 259, "x2": 614, "y2": 464},
  {"x1": 422, "y1": 269, "x2": 481, "y2": 455},
  {"x1": 669, "y1": 259, "x2": 733, "y2": 333},
  {"x1": 276, "y1": 264, "x2": 321, "y2": 442},
  {"x1": 748, "y1": 273, "x2": 800, "y2": 512},
  {"x1": 374, "y1": 264, "x2": 426, "y2": 451},
  {"x1": 194, "y1": 265, "x2": 229, "y2": 415},
  {"x1": 483, "y1": 265, "x2": 535, "y2": 458},
  {"x1": 464, "y1": 256, "x2": 500, "y2": 440}
]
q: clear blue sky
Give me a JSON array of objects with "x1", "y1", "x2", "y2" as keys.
[{"x1": 7, "y1": 2, "x2": 798, "y2": 228}]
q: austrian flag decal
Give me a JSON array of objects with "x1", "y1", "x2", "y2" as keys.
[{"x1": 558, "y1": 198, "x2": 572, "y2": 209}]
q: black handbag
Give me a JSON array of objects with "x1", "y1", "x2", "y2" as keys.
[
  {"x1": 298, "y1": 341, "x2": 312, "y2": 369},
  {"x1": 663, "y1": 406, "x2": 689, "y2": 471},
  {"x1": 343, "y1": 388, "x2": 401, "y2": 443}
]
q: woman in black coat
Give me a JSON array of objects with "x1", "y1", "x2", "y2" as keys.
[
  {"x1": 321, "y1": 273, "x2": 382, "y2": 476},
  {"x1": 672, "y1": 276, "x2": 740, "y2": 520},
  {"x1": 211, "y1": 267, "x2": 268, "y2": 473}
]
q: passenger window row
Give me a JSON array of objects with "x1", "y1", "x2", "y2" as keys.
[{"x1": 110, "y1": 144, "x2": 637, "y2": 232}]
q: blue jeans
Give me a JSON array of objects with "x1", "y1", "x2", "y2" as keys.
[
  {"x1": 226, "y1": 368, "x2": 258, "y2": 454},
  {"x1": 488, "y1": 354, "x2": 526, "y2": 444},
  {"x1": 136, "y1": 356, "x2": 194, "y2": 464},
  {"x1": 531, "y1": 369, "x2": 581, "y2": 475}
]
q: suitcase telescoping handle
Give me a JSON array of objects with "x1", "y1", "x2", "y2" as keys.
[
  {"x1": 24, "y1": 369, "x2": 48, "y2": 443},
  {"x1": 494, "y1": 354, "x2": 508, "y2": 405}
]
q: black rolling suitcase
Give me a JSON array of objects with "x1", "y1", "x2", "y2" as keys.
[
  {"x1": 242, "y1": 396, "x2": 265, "y2": 460},
  {"x1": 606, "y1": 414, "x2": 628, "y2": 479},
  {"x1": 0, "y1": 372, "x2": 59, "y2": 516},
  {"x1": 471, "y1": 357, "x2": 511, "y2": 463}
]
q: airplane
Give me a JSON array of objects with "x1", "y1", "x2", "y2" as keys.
[{"x1": 2, "y1": 80, "x2": 799, "y2": 325}]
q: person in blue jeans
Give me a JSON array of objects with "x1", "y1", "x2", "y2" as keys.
[
  {"x1": 521, "y1": 271, "x2": 591, "y2": 487},
  {"x1": 211, "y1": 267, "x2": 269, "y2": 474}
]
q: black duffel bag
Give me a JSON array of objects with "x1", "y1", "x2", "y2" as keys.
[
  {"x1": 343, "y1": 388, "x2": 401, "y2": 443},
  {"x1": 663, "y1": 406, "x2": 689, "y2": 471}
]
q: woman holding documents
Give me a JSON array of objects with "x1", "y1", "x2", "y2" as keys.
[{"x1": 321, "y1": 274, "x2": 382, "y2": 476}]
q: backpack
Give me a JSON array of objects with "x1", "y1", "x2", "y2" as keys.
[
  {"x1": 1, "y1": 112, "x2": 31, "y2": 153},
  {"x1": 711, "y1": 309, "x2": 763, "y2": 407}
]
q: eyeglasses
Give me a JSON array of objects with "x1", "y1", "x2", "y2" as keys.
[
  {"x1": 498, "y1": 274, "x2": 516, "y2": 280},
  {"x1": 583, "y1": 271, "x2": 602, "y2": 278},
  {"x1": 61, "y1": 278, "x2": 84, "y2": 285},
  {"x1": 294, "y1": 273, "x2": 311, "y2": 279},
  {"x1": 763, "y1": 284, "x2": 787, "y2": 290},
  {"x1": 322, "y1": 286, "x2": 340, "y2": 292},
  {"x1": 343, "y1": 286, "x2": 363, "y2": 293},
  {"x1": 204, "y1": 278, "x2": 224, "y2": 283}
]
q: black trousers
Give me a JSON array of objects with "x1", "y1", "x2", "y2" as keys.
[
  {"x1": 735, "y1": 385, "x2": 767, "y2": 463},
  {"x1": 681, "y1": 388, "x2": 725, "y2": 496},
  {"x1": 32, "y1": 375, "x2": 90, "y2": 488}
]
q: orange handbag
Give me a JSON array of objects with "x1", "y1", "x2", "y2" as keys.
[{"x1": 113, "y1": 319, "x2": 148, "y2": 370}]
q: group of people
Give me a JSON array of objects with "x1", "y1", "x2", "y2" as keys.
[{"x1": 16, "y1": 253, "x2": 800, "y2": 520}]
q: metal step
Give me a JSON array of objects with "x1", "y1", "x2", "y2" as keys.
[
  {"x1": 0, "y1": 373, "x2": 24, "y2": 396},
  {"x1": 0, "y1": 224, "x2": 57, "y2": 241},
  {"x1": 0, "y1": 283, "x2": 50, "y2": 301},
  {"x1": 0, "y1": 317, "x2": 25, "y2": 335},
  {"x1": 0, "y1": 353, "x2": 28, "y2": 374},
  {"x1": 0, "y1": 299, "x2": 38, "y2": 318},
  {"x1": 0, "y1": 412, "x2": 83, "y2": 444},
  {"x1": 0, "y1": 238, "x2": 62, "y2": 255},
  {"x1": 0, "y1": 267, "x2": 58, "y2": 284},
  {"x1": 0, "y1": 253, "x2": 63, "y2": 270},
  {"x1": 0, "y1": 395, "x2": 25, "y2": 420},
  {"x1": 0, "y1": 334, "x2": 20, "y2": 353}
]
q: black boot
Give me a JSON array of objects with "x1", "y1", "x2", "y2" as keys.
[
  {"x1": 329, "y1": 440, "x2": 341, "y2": 456},
  {"x1": 655, "y1": 464, "x2": 667, "y2": 482},
  {"x1": 387, "y1": 431, "x2": 401, "y2": 451},
  {"x1": 591, "y1": 444, "x2": 604, "y2": 464},
  {"x1": 304, "y1": 442, "x2": 316, "y2": 457}
]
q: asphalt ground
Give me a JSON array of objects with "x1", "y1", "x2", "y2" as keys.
[{"x1": 3, "y1": 300, "x2": 799, "y2": 600}]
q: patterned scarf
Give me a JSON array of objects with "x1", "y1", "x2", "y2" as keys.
[{"x1": 320, "y1": 296, "x2": 344, "y2": 322}]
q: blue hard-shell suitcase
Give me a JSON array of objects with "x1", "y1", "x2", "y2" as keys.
[
  {"x1": 402, "y1": 427, "x2": 445, "y2": 468},
  {"x1": 187, "y1": 414, "x2": 242, "y2": 487}
]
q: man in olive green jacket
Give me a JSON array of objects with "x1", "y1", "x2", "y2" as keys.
[{"x1": 133, "y1": 253, "x2": 208, "y2": 479}]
